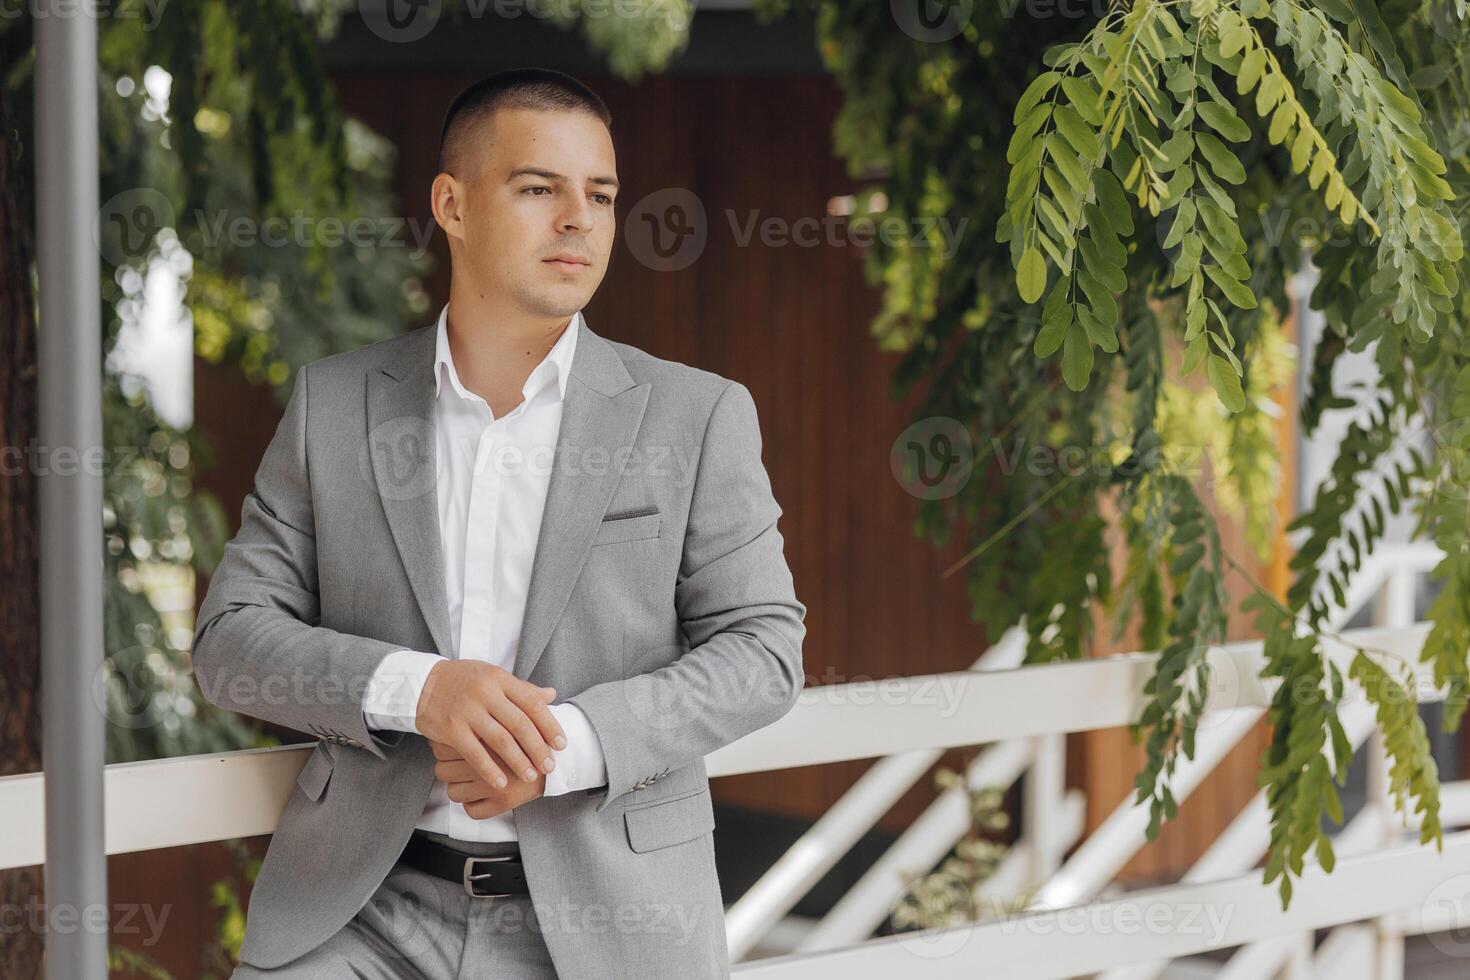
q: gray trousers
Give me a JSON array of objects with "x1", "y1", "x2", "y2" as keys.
[{"x1": 231, "y1": 833, "x2": 558, "y2": 979}]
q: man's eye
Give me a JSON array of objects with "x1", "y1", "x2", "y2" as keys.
[
  {"x1": 524, "y1": 186, "x2": 551, "y2": 196},
  {"x1": 593, "y1": 194, "x2": 614, "y2": 206}
]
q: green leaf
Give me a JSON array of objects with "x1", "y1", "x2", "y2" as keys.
[
  {"x1": 1207, "y1": 355, "x2": 1246, "y2": 412},
  {"x1": 1053, "y1": 104, "x2": 1101, "y2": 160},
  {"x1": 1049, "y1": 138, "x2": 1089, "y2": 193},
  {"x1": 1155, "y1": 132, "x2": 1195, "y2": 172},
  {"x1": 1078, "y1": 306, "x2": 1119, "y2": 353},
  {"x1": 1007, "y1": 102, "x2": 1051, "y2": 164},
  {"x1": 1015, "y1": 71, "x2": 1062, "y2": 124},
  {"x1": 1018, "y1": 247, "x2": 1048, "y2": 304},
  {"x1": 1218, "y1": 16, "x2": 1250, "y2": 59},
  {"x1": 1061, "y1": 75, "x2": 1104, "y2": 126},
  {"x1": 1093, "y1": 169, "x2": 1134, "y2": 235},
  {"x1": 1181, "y1": 332, "x2": 1207, "y2": 374},
  {"x1": 1195, "y1": 132, "x2": 1247, "y2": 185},
  {"x1": 1267, "y1": 102, "x2": 1295, "y2": 145},
  {"x1": 1061, "y1": 324, "x2": 1094, "y2": 391},
  {"x1": 1197, "y1": 100, "x2": 1250, "y2": 142},
  {"x1": 1205, "y1": 264, "x2": 1258, "y2": 309},
  {"x1": 1081, "y1": 238, "x2": 1128, "y2": 292},
  {"x1": 1255, "y1": 72, "x2": 1284, "y2": 116},
  {"x1": 1237, "y1": 49, "x2": 1266, "y2": 94},
  {"x1": 1035, "y1": 279, "x2": 1073, "y2": 357},
  {"x1": 1077, "y1": 269, "x2": 1119, "y2": 325},
  {"x1": 1317, "y1": 834, "x2": 1340, "y2": 869}
]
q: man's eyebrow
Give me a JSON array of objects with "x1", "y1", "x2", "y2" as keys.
[{"x1": 507, "y1": 167, "x2": 620, "y2": 190}]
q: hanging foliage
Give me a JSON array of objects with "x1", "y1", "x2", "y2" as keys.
[{"x1": 743, "y1": 0, "x2": 1470, "y2": 907}]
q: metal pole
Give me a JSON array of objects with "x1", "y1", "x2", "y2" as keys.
[{"x1": 36, "y1": 7, "x2": 109, "y2": 978}]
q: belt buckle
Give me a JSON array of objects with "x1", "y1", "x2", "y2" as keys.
[{"x1": 463, "y1": 855, "x2": 514, "y2": 899}]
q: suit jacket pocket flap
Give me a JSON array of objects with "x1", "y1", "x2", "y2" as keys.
[
  {"x1": 296, "y1": 744, "x2": 334, "y2": 801},
  {"x1": 592, "y1": 512, "x2": 661, "y2": 547},
  {"x1": 623, "y1": 787, "x2": 714, "y2": 853}
]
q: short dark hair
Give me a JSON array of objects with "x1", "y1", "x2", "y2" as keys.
[{"x1": 437, "y1": 68, "x2": 612, "y2": 178}]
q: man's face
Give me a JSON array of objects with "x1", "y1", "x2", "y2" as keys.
[{"x1": 438, "y1": 107, "x2": 618, "y2": 318}]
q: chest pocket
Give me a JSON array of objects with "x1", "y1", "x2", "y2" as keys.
[{"x1": 592, "y1": 510, "x2": 661, "y2": 546}]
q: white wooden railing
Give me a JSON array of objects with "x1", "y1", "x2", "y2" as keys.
[
  {"x1": 0, "y1": 548, "x2": 1461, "y2": 978},
  {"x1": 733, "y1": 544, "x2": 1453, "y2": 974}
]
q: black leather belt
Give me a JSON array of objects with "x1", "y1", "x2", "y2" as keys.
[{"x1": 398, "y1": 831, "x2": 530, "y2": 899}]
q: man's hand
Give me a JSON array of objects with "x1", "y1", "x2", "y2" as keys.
[
  {"x1": 431, "y1": 739, "x2": 546, "y2": 820},
  {"x1": 415, "y1": 660, "x2": 565, "y2": 791}
]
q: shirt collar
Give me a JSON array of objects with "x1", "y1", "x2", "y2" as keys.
[{"x1": 432, "y1": 303, "x2": 580, "y2": 405}]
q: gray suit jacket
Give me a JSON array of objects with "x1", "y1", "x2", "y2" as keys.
[{"x1": 191, "y1": 316, "x2": 807, "y2": 976}]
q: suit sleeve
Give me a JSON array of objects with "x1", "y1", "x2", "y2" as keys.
[
  {"x1": 191, "y1": 363, "x2": 410, "y2": 760},
  {"x1": 568, "y1": 380, "x2": 807, "y2": 810}
]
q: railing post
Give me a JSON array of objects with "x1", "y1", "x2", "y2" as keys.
[
  {"x1": 1023, "y1": 733, "x2": 1066, "y2": 889},
  {"x1": 1280, "y1": 932, "x2": 1313, "y2": 979},
  {"x1": 1368, "y1": 568, "x2": 1417, "y2": 980},
  {"x1": 35, "y1": 5, "x2": 109, "y2": 977}
]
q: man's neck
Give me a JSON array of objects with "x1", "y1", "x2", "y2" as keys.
[{"x1": 445, "y1": 295, "x2": 571, "y2": 417}]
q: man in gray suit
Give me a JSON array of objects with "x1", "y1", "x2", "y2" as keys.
[{"x1": 192, "y1": 67, "x2": 806, "y2": 978}]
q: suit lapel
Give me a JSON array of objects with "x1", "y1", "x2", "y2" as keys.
[
  {"x1": 366, "y1": 315, "x2": 650, "y2": 678},
  {"x1": 365, "y1": 325, "x2": 457, "y2": 659},
  {"x1": 513, "y1": 322, "x2": 650, "y2": 681}
]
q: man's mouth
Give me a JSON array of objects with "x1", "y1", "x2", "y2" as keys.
[{"x1": 544, "y1": 255, "x2": 590, "y2": 272}]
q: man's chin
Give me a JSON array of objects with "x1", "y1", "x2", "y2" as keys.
[{"x1": 523, "y1": 283, "x2": 596, "y2": 318}]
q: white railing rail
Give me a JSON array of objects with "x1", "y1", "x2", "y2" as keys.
[
  {"x1": 730, "y1": 831, "x2": 1470, "y2": 979},
  {"x1": 0, "y1": 621, "x2": 1437, "y2": 871}
]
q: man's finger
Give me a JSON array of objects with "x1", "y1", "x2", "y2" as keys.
[
  {"x1": 435, "y1": 758, "x2": 479, "y2": 783},
  {"x1": 507, "y1": 685, "x2": 567, "y2": 755},
  {"x1": 470, "y1": 710, "x2": 539, "y2": 784},
  {"x1": 466, "y1": 799, "x2": 504, "y2": 821},
  {"x1": 484, "y1": 694, "x2": 554, "y2": 779},
  {"x1": 455, "y1": 728, "x2": 507, "y2": 789},
  {"x1": 446, "y1": 779, "x2": 494, "y2": 805}
]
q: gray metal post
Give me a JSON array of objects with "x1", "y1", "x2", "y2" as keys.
[{"x1": 35, "y1": 7, "x2": 109, "y2": 978}]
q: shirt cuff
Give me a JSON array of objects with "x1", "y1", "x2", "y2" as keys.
[
  {"x1": 542, "y1": 701, "x2": 608, "y2": 796},
  {"x1": 362, "y1": 649, "x2": 442, "y2": 734}
]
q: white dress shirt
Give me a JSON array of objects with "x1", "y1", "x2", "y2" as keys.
[{"x1": 360, "y1": 303, "x2": 607, "y2": 842}]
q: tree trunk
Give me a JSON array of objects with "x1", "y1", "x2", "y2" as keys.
[{"x1": 0, "y1": 50, "x2": 46, "y2": 980}]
